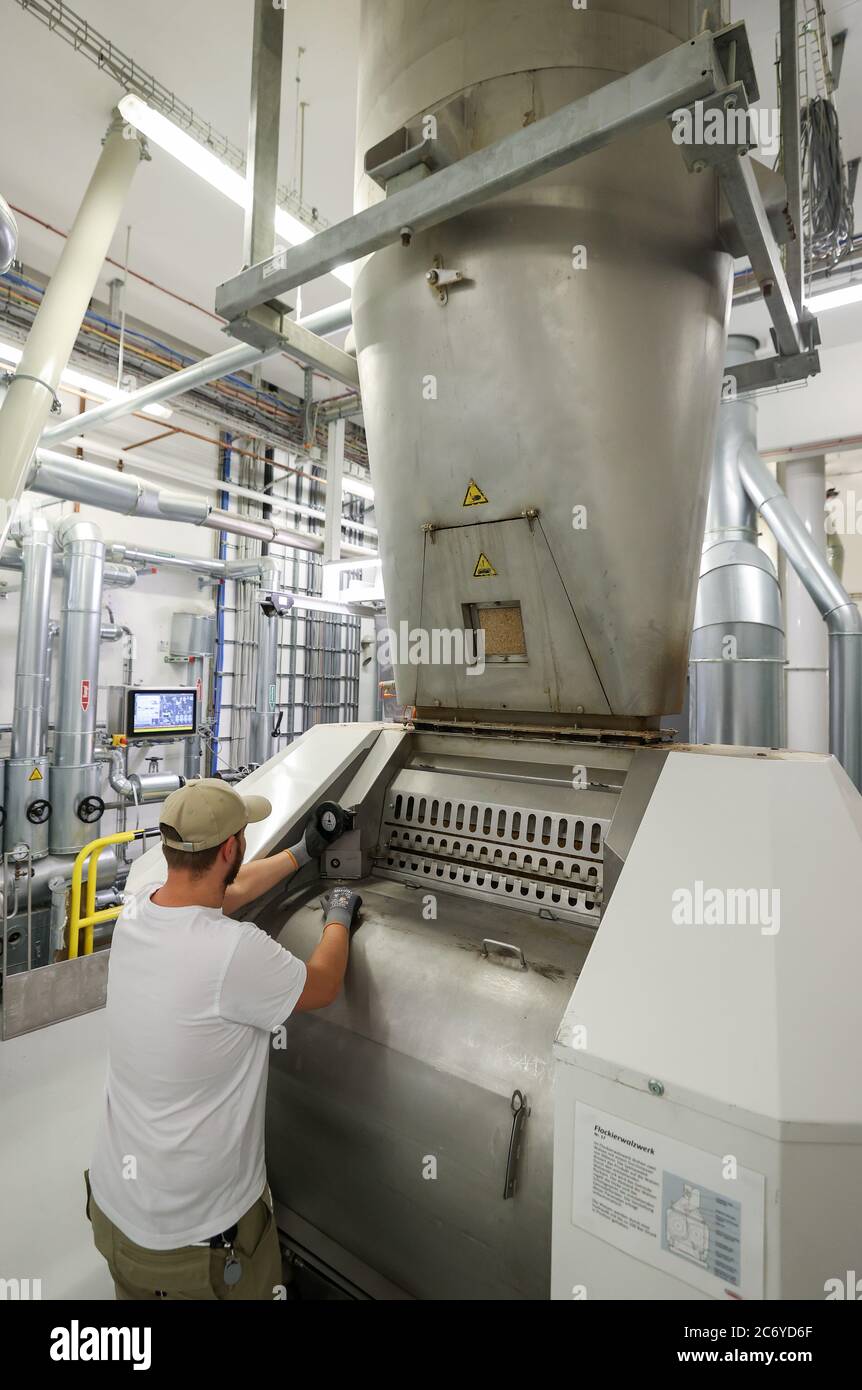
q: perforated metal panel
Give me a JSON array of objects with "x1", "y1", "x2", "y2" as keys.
[{"x1": 375, "y1": 778, "x2": 608, "y2": 926}]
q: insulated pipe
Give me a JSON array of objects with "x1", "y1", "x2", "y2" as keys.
[
  {"x1": 29, "y1": 450, "x2": 209, "y2": 524},
  {"x1": 689, "y1": 338, "x2": 785, "y2": 749},
  {"x1": 249, "y1": 556, "x2": 281, "y2": 766},
  {"x1": 4, "y1": 514, "x2": 54, "y2": 858},
  {"x1": 782, "y1": 457, "x2": 829, "y2": 754},
  {"x1": 0, "y1": 543, "x2": 135, "y2": 588},
  {"x1": 204, "y1": 508, "x2": 323, "y2": 556},
  {"x1": 107, "y1": 748, "x2": 184, "y2": 804},
  {"x1": 739, "y1": 448, "x2": 862, "y2": 790},
  {"x1": 42, "y1": 342, "x2": 275, "y2": 446},
  {"x1": 26, "y1": 450, "x2": 374, "y2": 560},
  {"x1": 10, "y1": 515, "x2": 54, "y2": 760},
  {"x1": 51, "y1": 517, "x2": 106, "y2": 853},
  {"x1": 0, "y1": 192, "x2": 18, "y2": 274},
  {"x1": 53, "y1": 518, "x2": 104, "y2": 767},
  {"x1": 108, "y1": 544, "x2": 227, "y2": 577},
  {"x1": 0, "y1": 116, "x2": 145, "y2": 554}
]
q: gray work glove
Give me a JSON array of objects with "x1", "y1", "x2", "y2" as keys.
[
  {"x1": 287, "y1": 804, "x2": 348, "y2": 869},
  {"x1": 322, "y1": 887, "x2": 362, "y2": 933}
]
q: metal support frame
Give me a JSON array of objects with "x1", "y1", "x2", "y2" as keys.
[
  {"x1": 215, "y1": 23, "x2": 818, "y2": 399},
  {"x1": 243, "y1": 0, "x2": 285, "y2": 340},
  {"x1": 779, "y1": 0, "x2": 805, "y2": 315},
  {"x1": 218, "y1": 30, "x2": 725, "y2": 315}
]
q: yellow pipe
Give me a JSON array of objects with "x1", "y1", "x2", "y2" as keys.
[{"x1": 68, "y1": 832, "x2": 135, "y2": 959}]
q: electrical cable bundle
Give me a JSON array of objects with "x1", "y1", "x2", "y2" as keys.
[{"x1": 800, "y1": 96, "x2": 855, "y2": 268}]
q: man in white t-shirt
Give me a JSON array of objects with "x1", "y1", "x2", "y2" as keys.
[{"x1": 86, "y1": 778, "x2": 361, "y2": 1301}]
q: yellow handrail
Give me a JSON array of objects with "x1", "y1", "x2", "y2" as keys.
[{"x1": 68, "y1": 832, "x2": 136, "y2": 959}]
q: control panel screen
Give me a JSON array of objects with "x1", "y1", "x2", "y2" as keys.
[{"x1": 127, "y1": 688, "x2": 197, "y2": 739}]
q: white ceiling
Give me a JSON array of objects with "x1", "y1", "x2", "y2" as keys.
[
  {"x1": 0, "y1": 0, "x2": 361, "y2": 401},
  {"x1": 1, "y1": 0, "x2": 861, "y2": 431}
]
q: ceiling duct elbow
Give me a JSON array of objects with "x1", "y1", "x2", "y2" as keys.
[{"x1": 0, "y1": 193, "x2": 18, "y2": 274}]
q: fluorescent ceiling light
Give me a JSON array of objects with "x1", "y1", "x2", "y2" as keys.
[
  {"x1": 0, "y1": 341, "x2": 172, "y2": 420},
  {"x1": 806, "y1": 282, "x2": 862, "y2": 314},
  {"x1": 119, "y1": 93, "x2": 354, "y2": 289}
]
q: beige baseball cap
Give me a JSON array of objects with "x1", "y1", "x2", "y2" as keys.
[{"x1": 160, "y1": 778, "x2": 272, "y2": 853}]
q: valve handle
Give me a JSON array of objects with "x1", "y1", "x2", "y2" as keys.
[
  {"x1": 26, "y1": 799, "x2": 52, "y2": 826},
  {"x1": 77, "y1": 795, "x2": 105, "y2": 825}
]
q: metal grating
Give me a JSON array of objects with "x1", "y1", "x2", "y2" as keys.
[{"x1": 375, "y1": 787, "x2": 608, "y2": 926}]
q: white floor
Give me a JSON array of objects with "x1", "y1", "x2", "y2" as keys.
[{"x1": 0, "y1": 1008, "x2": 114, "y2": 1299}]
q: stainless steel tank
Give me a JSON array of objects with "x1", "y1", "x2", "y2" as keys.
[{"x1": 352, "y1": 0, "x2": 732, "y2": 725}]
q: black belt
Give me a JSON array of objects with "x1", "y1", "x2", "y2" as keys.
[{"x1": 208, "y1": 1222, "x2": 238, "y2": 1250}]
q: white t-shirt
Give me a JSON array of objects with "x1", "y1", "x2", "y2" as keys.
[{"x1": 89, "y1": 878, "x2": 307, "y2": 1250}]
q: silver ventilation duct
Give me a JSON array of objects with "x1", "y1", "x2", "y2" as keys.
[
  {"x1": 27, "y1": 450, "x2": 373, "y2": 560},
  {"x1": 4, "y1": 514, "x2": 54, "y2": 857},
  {"x1": 29, "y1": 450, "x2": 209, "y2": 525},
  {"x1": 51, "y1": 517, "x2": 106, "y2": 852},
  {"x1": 689, "y1": 338, "x2": 785, "y2": 748},
  {"x1": 739, "y1": 452, "x2": 862, "y2": 791},
  {"x1": 0, "y1": 193, "x2": 18, "y2": 275}
]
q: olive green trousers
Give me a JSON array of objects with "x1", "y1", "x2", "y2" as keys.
[{"x1": 85, "y1": 1171, "x2": 283, "y2": 1301}]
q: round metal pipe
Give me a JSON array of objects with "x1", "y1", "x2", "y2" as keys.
[
  {"x1": 703, "y1": 338, "x2": 760, "y2": 544},
  {"x1": 42, "y1": 342, "x2": 274, "y2": 446},
  {"x1": 53, "y1": 517, "x2": 104, "y2": 769},
  {"x1": 0, "y1": 542, "x2": 135, "y2": 589},
  {"x1": 297, "y1": 299, "x2": 354, "y2": 337},
  {"x1": 27, "y1": 449, "x2": 375, "y2": 562},
  {"x1": 5, "y1": 515, "x2": 55, "y2": 857},
  {"x1": 689, "y1": 337, "x2": 785, "y2": 749},
  {"x1": 782, "y1": 457, "x2": 830, "y2": 755},
  {"x1": 10, "y1": 515, "x2": 54, "y2": 760},
  {"x1": 128, "y1": 772, "x2": 184, "y2": 804},
  {"x1": 0, "y1": 118, "x2": 144, "y2": 554},
  {"x1": 739, "y1": 446, "x2": 862, "y2": 789},
  {"x1": 204, "y1": 509, "x2": 323, "y2": 555},
  {"x1": 29, "y1": 450, "x2": 209, "y2": 524},
  {"x1": 109, "y1": 544, "x2": 226, "y2": 577}
]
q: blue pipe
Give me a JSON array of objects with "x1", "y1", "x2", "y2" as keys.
[{"x1": 211, "y1": 433, "x2": 232, "y2": 775}]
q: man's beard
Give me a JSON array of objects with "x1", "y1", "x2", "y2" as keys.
[{"x1": 224, "y1": 840, "x2": 243, "y2": 888}]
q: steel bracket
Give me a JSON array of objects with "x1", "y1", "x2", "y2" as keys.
[{"x1": 225, "y1": 312, "x2": 360, "y2": 390}]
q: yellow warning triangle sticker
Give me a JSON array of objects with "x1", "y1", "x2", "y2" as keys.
[
  {"x1": 473, "y1": 553, "x2": 497, "y2": 578},
  {"x1": 463, "y1": 480, "x2": 489, "y2": 507},
  {"x1": 28, "y1": 766, "x2": 43, "y2": 782}
]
